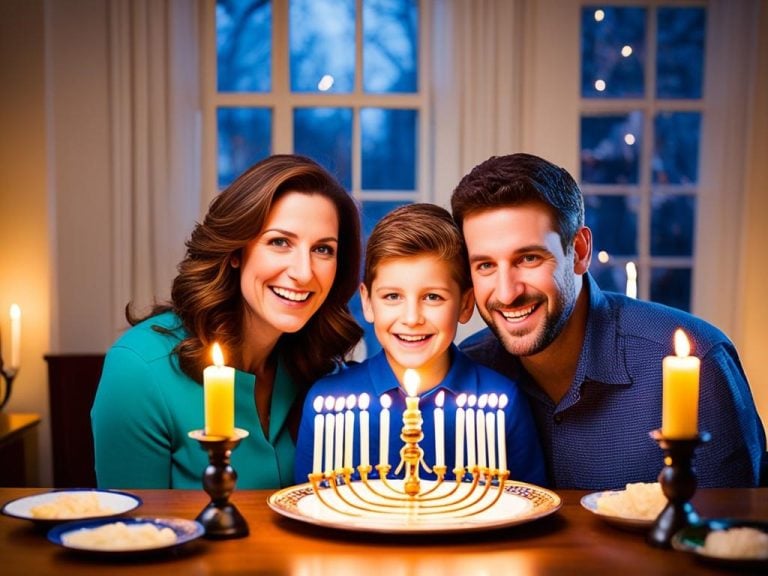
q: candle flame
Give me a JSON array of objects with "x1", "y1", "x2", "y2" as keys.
[
  {"x1": 478, "y1": 394, "x2": 488, "y2": 409},
  {"x1": 456, "y1": 393, "x2": 467, "y2": 408},
  {"x1": 324, "y1": 396, "x2": 336, "y2": 411},
  {"x1": 499, "y1": 394, "x2": 509, "y2": 410},
  {"x1": 488, "y1": 393, "x2": 498, "y2": 409},
  {"x1": 9, "y1": 303, "x2": 21, "y2": 320},
  {"x1": 345, "y1": 394, "x2": 356, "y2": 410},
  {"x1": 211, "y1": 342, "x2": 225, "y2": 367},
  {"x1": 403, "y1": 368, "x2": 420, "y2": 397},
  {"x1": 358, "y1": 392, "x2": 370, "y2": 411},
  {"x1": 380, "y1": 393, "x2": 392, "y2": 409},
  {"x1": 468, "y1": 394, "x2": 477, "y2": 408},
  {"x1": 435, "y1": 390, "x2": 445, "y2": 408},
  {"x1": 674, "y1": 329, "x2": 691, "y2": 358},
  {"x1": 313, "y1": 396, "x2": 324, "y2": 413},
  {"x1": 334, "y1": 396, "x2": 345, "y2": 412}
]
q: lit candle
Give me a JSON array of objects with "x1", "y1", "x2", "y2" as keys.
[
  {"x1": 434, "y1": 390, "x2": 445, "y2": 468},
  {"x1": 497, "y1": 394, "x2": 508, "y2": 472},
  {"x1": 662, "y1": 329, "x2": 700, "y2": 438},
  {"x1": 323, "y1": 396, "x2": 335, "y2": 472},
  {"x1": 312, "y1": 396, "x2": 324, "y2": 475},
  {"x1": 466, "y1": 394, "x2": 477, "y2": 468},
  {"x1": 334, "y1": 396, "x2": 345, "y2": 470},
  {"x1": 203, "y1": 343, "x2": 235, "y2": 437},
  {"x1": 486, "y1": 393, "x2": 497, "y2": 470},
  {"x1": 343, "y1": 394, "x2": 356, "y2": 469},
  {"x1": 403, "y1": 369, "x2": 420, "y2": 409},
  {"x1": 359, "y1": 393, "x2": 370, "y2": 468},
  {"x1": 9, "y1": 304, "x2": 21, "y2": 369},
  {"x1": 455, "y1": 393, "x2": 467, "y2": 473},
  {"x1": 379, "y1": 394, "x2": 391, "y2": 468},
  {"x1": 476, "y1": 394, "x2": 488, "y2": 468},
  {"x1": 626, "y1": 261, "x2": 637, "y2": 299}
]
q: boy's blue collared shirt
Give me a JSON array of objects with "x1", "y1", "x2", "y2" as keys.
[{"x1": 295, "y1": 345, "x2": 546, "y2": 486}]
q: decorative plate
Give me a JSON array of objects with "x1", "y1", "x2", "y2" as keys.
[
  {"x1": 1, "y1": 489, "x2": 142, "y2": 527},
  {"x1": 672, "y1": 519, "x2": 768, "y2": 571},
  {"x1": 268, "y1": 479, "x2": 562, "y2": 534},
  {"x1": 47, "y1": 516, "x2": 204, "y2": 556},
  {"x1": 580, "y1": 491, "x2": 656, "y2": 531}
]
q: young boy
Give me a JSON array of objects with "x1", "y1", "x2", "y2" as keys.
[{"x1": 294, "y1": 203, "x2": 546, "y2": 485}]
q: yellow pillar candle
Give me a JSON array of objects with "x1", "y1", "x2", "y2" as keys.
[
  {"x1": 204, "y1": 342, "x2": 235, "y2": 437},
  {"x1": 662, "y1": 329, "x2": 700, "y2": 438}
]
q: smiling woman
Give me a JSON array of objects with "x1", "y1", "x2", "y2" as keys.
[{"x1": 91, "y1": 154, "x2": 363, "y2": 490}]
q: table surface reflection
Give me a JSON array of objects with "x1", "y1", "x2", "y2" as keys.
[{"x1": 1, "y1": 486, "x2": 766, "y2": 575}]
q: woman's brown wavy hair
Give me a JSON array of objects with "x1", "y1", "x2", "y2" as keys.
[{"x1": 129, "y1": 154, "x2": 363, "y2": 390}]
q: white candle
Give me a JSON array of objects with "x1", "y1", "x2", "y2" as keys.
[
  {"x1": 486, "y1": 393, "x2": 498, "y2": 470},
  {"x1": 497, "y1": 394, "x2": 508, "y2": 472},
  {"x1": 334, "y1": 396, "x2": 345, "y2": 470},
  {"x1": 662, "y1": 329, "x2": 700, "y2": 438},
  {"x1": 9, "y1": 304, "x2": 21, "y2": 369},
  {"x1": 312, "y1": 396, "x2": 324, "y2": 475},
  {"x1": 434, "y1": 390, "x2": 445, "y2": 467},
  {"x1": 343, "y1": 394, "x2": 356, "y2": 469},
  {"x1": 379, "y1": 394, "x2": 391, "y2": 468},
  {"x1": 324, "y1": 396, "x2": 335, "y2": 472},
  {"x1": 477, "y1": 394, "x2": 488, "y2": 468},
  {"x1": 455, "y1": 393, "x2": 467, "y2": 473},
  {"x1": 625, "y1": 261, "x2": 637, "y2": 299},
  {"x1": 358, "y1": 393, "x2": 370, "y2": 467},
  {"x1": 466, "y1": 394, "x2": 477, "y2": 468},
  {"x1": 203, "y1": 343, "x2": 235, "y2": 437}
]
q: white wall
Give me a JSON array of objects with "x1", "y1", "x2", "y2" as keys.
[{"x1": 0, "y1": 0, "x2": 52, "y2": 485}]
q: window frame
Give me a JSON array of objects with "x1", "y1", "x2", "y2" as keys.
[
  {"x1": 517, "y1": 0, "x2": 750, "y2": 335},
  {"x1": 200, "y1": 0, "x2": 432, "y2": 209}
]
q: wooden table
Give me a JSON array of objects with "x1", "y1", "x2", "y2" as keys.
[
  {"x1": 0, "y1": 413, "x2": 40, "y2": 486},
  {"x1": 1, "y1": 487, "x2": 765, "y2": 575}
]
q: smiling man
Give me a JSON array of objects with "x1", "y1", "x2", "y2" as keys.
[{"x1": 451, "y1": 153, "x2": 766, "y2": 490}]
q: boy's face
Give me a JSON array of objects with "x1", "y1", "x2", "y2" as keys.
[{"x1": 360, "y1": 255, "x2": 475, "y2": 391}]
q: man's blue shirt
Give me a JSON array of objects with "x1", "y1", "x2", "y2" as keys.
[
  {"x1": 460, "y1": 274, "x2": 766, "y2": 490},
  {"x1": 295, "y1": 345, "x2": 547, "y2": 486}
]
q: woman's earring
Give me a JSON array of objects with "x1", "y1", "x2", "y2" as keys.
[{"x1": 230, "y1": 255, "x2": 240, "y2": 268}]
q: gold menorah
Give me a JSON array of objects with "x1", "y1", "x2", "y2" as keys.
[{"x1": 306, "y1": 374, "x2": 511, "y2": 520}]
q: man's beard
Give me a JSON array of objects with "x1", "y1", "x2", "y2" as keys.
[{"x1": 481, "y1": 272, "x2": 577, "y2": 357}]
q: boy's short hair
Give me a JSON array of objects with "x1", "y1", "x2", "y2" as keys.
[{"x1": 363, "y1": 203, "x2": 471, "y2": 292}]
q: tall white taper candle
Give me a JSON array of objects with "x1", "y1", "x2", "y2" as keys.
[{"x1": 312, "y1": 396, "x2": 324, "y2": 474}]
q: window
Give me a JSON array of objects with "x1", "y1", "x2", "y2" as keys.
[
  {"x1": 204, "y1": 0, "x2": 428, "y2": 356},
  {"x1": 580, "y1": 4, "x2": 706, "y2": 311}
]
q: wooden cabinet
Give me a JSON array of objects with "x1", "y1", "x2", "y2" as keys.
[
  {"x1": 0, "y1": 412, "x2": 40, "y2": 487},
  {"x1": 45, "y1": 354, "x2": 104, "y2": 487}
]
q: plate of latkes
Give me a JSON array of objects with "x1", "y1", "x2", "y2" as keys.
[
  {"x1": 672, "y1": 519, "x2": 768, "y2": 571},
  {"x1": 47, "y1": 516, "x2": 204, "y2": 557},
  {"x1": 580, "y1": 488, "x2": 661, "y2": 531},
  {"x1": 1, "y1": 489, "x2": 142, "y2": 527}
]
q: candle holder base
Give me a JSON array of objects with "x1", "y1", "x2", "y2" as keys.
[
  {"x1": 647, "y1": 429, "x2": 710, "y2": 549},
  {"x1": 0, "y1": 367, "x2": 18, "y2": 412},
  {"x1": 189, "y1": 428, "x2": 250, "y2": 539}
]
